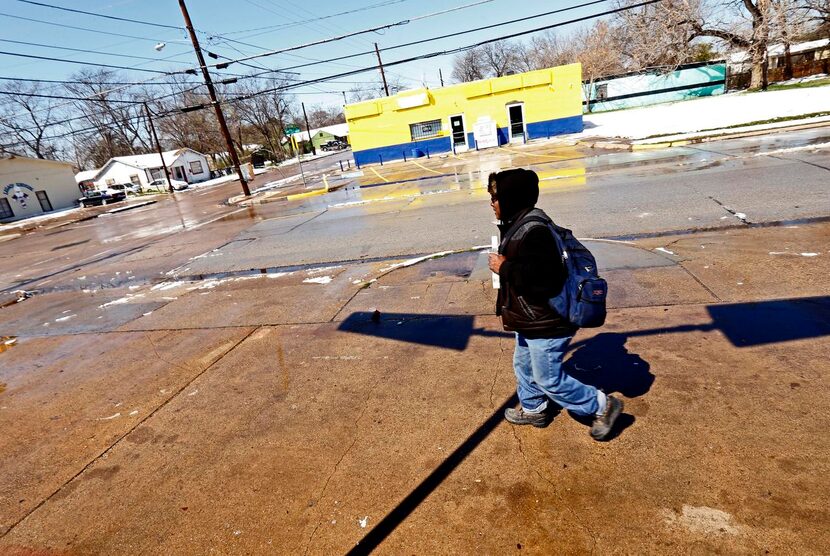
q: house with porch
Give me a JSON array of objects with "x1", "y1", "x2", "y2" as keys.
[{"x1": 85, "y1": 148, "x2": 210, "y2": 190}]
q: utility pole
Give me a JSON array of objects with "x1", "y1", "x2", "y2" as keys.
[
  {"x1": 143, "y1": 102, "x2": 173, "y2": 194},
  {"x1": 374, "y1": 42, "x2": 390, "y2": 96},
  {"x1": 301, "y1": 102, "x2": 316, "y2": 156},
  {"x1": 178, "y1": 0, "x2": 250, "y2": 197},
  {"x1": 342, "y1": 91, "x2": 347, "y2": 104},
  {"x1": 439, "y1": 68, "x2": 444, "y2": 87}
]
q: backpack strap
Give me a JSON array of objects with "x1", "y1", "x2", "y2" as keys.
[{"x1": 500, "y1": 210, "x2": 565, "y2": 262}]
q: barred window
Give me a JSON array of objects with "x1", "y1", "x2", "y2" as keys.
[{"x1": 410, "y1": 119, "x2": 441, "y2": 141}]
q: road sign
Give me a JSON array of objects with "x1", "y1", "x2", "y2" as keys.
[{"x1": 286, "y1": 125, "x2": 301, "y2": 134}]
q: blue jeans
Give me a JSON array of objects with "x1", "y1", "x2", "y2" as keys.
[{"x1": 513, "y1": 333, "x2": 600, "y2": 416}]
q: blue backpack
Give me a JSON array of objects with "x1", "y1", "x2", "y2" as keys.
[{"x1": 520, "y1": 212, "x2": 608, "y2": 328}]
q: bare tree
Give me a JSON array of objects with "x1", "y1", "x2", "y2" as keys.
[
  {"x1": 67, "y1": 70, "x2": 153, "y2": 157},
  {"x1": 0, "y1": 81, "x2": 64, "y2": 159},
  {"x1": 347, "y1": 77, "x2": 405, "y2": 102},
  {"x1": 451, "y1": 41, "x2": 524, "y2": 82},
  {"x1": 801, "y1": 0, "x2": 830, "y2": 35},
  {"x1": 769, "y1": 0, "x2": 814, "y2": 79},
  {"x1": 478, "y1": 41, "x2": 524, "y2": 77},
  {"x1": 613, "y1": 0, "x2": 782, "y2": 89},
  {"x1": 451, "y1": 49, "x2": 486, "y2": 83},
  {"x1": 231, "y1": 77, "x2": 295, "y2": 160},
  {"x1": 517, "y1": 32, "x2": 574, "y2": 71},
  {"x1": 613, "y1": 0, "x2": 705, "y2": 70},
  {"x1": 305, "y1": 104, "x2": 345, "y2": 128}
]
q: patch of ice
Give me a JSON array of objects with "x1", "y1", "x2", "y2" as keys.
[
  {"x1": 303, "y1": 276, "x2": 333, "y2": 284},
  {"x1": 358, "y1": 516, "x2": 368, "y2": 528},
  {"x1": 151, "y1": 281, "x2": 186, "y2": 291},
  {"x1": 734, "y1": 212, "x2": 747, "y2": 220},
  {"x1": 266, "y1": 272, "x2": 292, "y2": 279},
  {"x1": 99, "y1": 294, "x2": 145, "y2": 308},
  {"x1": 637, "y1": 212, "x2": 653, "y2": 218},
  {"x1": 379, "y1": 250, "x2": 454, "y2": 273},
  {"x1": 801, "y1": 252, "x2": 819, "y2": 257},
  {"x1": 307, "y1": 265, "x2": 342, "y2": 275},
  {"x1": 654, "y1": 247, "x2": 676, "y2": 256},
  {"x1": 98, "y1": 413, "x2": 121, "y2": 421},
  {"x1": 54, "y1": 314, "x2": 76, "y2": 322}
]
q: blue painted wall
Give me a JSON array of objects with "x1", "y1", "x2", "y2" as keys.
[{"x1": 352, "y1": 115, "x2": 584, "y2": 165}]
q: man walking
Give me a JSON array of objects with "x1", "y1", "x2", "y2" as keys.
[{"x1": 487, "y1": 168, "x2": 622, "y2": 440}]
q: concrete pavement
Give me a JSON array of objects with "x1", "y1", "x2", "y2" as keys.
[{"x1": 1, "y1": 218, "x2": 829, "y2": 553}]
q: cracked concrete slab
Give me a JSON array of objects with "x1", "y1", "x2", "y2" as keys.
[
  {"x1": 3, "y1": 303, "x2": 828, "y2": 553},
  {"x1": 0, "y1": 327, "x2": 254, "y2": 537}
]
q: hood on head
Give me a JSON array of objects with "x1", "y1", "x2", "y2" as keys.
[{"x1": 488, "y1": 168, "x2": 539, "y2": 222}]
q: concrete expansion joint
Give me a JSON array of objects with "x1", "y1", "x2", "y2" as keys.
[
  {"x1": 302, "y1": 374, "x2": 384, "y2": 554},
  {"x1": 0, "y1": 325, "x2": 261, "y2": 542}
]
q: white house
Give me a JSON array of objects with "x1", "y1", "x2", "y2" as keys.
[
  {"x1": 84, "y1": 148, "x2": 211, "y2": 190},
  {"x1": 1, "y1": 155, "x2": 81, "y2": 223},
  {"x1": 728, "y1": 38, "x2": 830, "y2": 73}
]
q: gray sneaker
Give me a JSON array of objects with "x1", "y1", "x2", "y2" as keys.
[
  {"x1": 504, "y1": 406, "x2": 551, "y2": 428},
  {"x1": 591, "y1": 395, "x2": 623, "y2": 440}
]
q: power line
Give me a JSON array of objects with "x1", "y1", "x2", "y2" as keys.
[
  {"x1": 14, "y1": 0, "x2": 184, "y2": 30},
  {"x1": 0, "y1": 38, "x2": 185, "y2": 63},
  {"x1": 199, "y1": 0, "x2": 608, "y2": 85},
  {"x1": 0, "y1": 89, "x2": 137, "y2": 103},
  {"x1": 0, "y1": 0, "x2": 661, "y2": 150},
  {"x1": 0, "y1": 76, "x2": 204, "y2": 87},
  {"x1": 209, "y1": 0, "x2": 665, "y2": 106},
  {"x1": 191, "y1": 0, "x2": 497, "y2": 72},
  {"x1": 220, "y1": 0, "x2": 410, "y2": 36},
  {"x1": 0, "y1": 11, "x2": 175, "y2": 43},
  {"x1": 0, "y1": 50, "x2": 173, "y2": 74}
]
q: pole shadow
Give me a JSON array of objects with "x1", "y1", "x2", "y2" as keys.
[{"x1": 345, "y1": 394, "x2": 518, "y2": 556}]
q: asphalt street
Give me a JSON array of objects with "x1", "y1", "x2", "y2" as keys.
[{"x1": 4, "y1": 127, "x2": 827, "y2": 296}]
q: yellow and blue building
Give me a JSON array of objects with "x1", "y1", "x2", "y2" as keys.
[{"x1": 345, "y1": 63, "x2": 583, "y2": 166}]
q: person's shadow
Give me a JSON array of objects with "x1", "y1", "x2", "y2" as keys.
[{"x1": 560, "y1": 332, "x2": 654, "y2": 440}]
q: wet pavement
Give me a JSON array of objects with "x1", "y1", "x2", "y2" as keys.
[{"x1": 0, "y1": 128, "x2": 829, "y2": 554}]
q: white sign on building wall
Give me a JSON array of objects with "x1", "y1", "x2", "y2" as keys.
[{"x1": 473, "y1": 116, "x2": 498, "y2": 149}]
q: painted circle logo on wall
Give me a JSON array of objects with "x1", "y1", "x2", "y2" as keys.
[{"x1": 3, "y1": 183, "x2": 34, "y2": 208}]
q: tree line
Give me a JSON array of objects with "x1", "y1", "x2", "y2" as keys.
[
  {"x1": 0, "y1": 70, "x2": 347, "y2": 169},
  {"x1": 2, "y1": 0, "x2": 828, "y2": 167},
  {"x1": 452, "y1": 0, "x2": 830, "y2": 90}
]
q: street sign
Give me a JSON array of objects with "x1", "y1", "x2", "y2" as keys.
[{"x1": 286, "y1": 125, "x2": 301, "y2": 134}]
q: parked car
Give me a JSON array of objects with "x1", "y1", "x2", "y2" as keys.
[
  {"x1": 78, "y1": 189, "x2": 127, "y2": 207},
  {"x1": 148, "y1": 178, "x2": 189, "y2": 191},
  {"x1": 321, "y1": 140, "x2": 348, "y2": 151},
  {"x1": 109, "y1": 183, "x2": 141, "y2": 195}
]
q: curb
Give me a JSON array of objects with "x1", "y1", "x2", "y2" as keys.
[{"x1": 232, "y1": 183, "x2": 347, "y2": 206}]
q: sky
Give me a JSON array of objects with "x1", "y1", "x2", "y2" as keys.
[{"x1": 0, "y1": 0, "x2": 607, "y2": 109}]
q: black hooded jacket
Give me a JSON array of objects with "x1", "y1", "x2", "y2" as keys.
[{"x1": 491, "y1": 169, "x2": 574, "y2": 338}]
